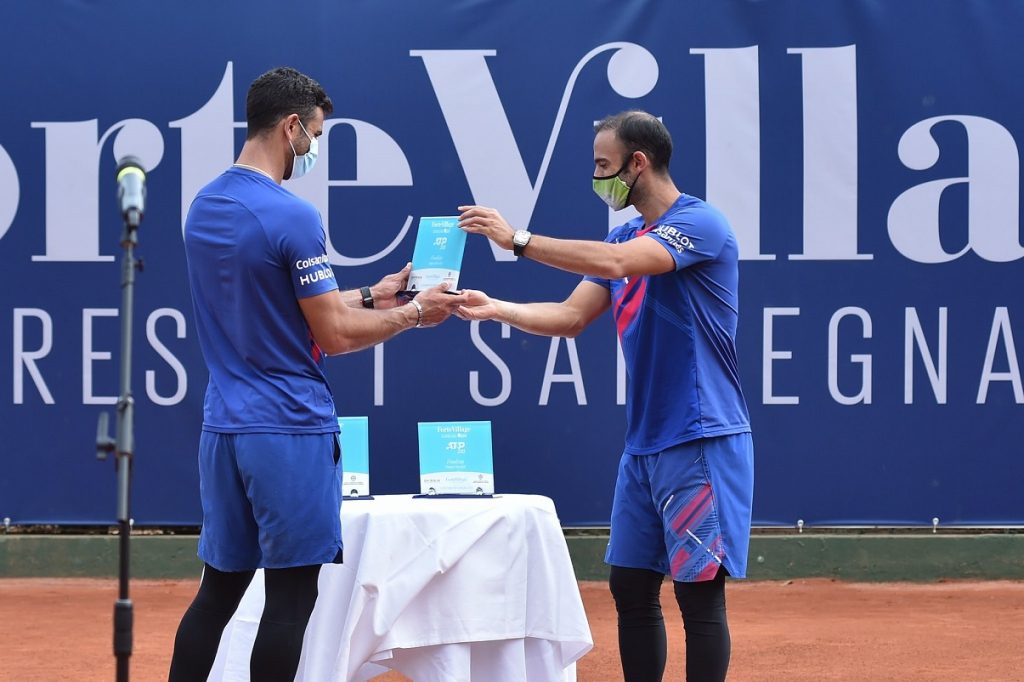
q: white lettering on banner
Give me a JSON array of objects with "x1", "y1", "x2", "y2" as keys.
[
  {"x1": 170, "y1": 62, "x2": 237, "y2": 236},
  {"x1": 539, "y1": 337, "x2": 587, "y2": 406},
  {"x1": 13, "y1": 308, "x2": 54, "y2": 405},
  {"x1": 29, "y1": 118, "x2": 164, "y2": 262},
  {"x1": 9, "y1": 305, "x2": 192, "y2": 407},
  {"x1": 4, "y1": 49, "x2": 1021, "y2": 265},
  {"x1": 788, "y1": 46, "x2": 870, "y2": 262},
  {"x1": 469, "y1": 320, "x2": 512, "y2": 406},
  {"x1": 170, "y1": 62, "x2": 414, "y2": 263},
  {"x1": 758, "y1": 305, "x2": 1020, "y2": 405},
  {"x1": 828, "y1": 306, "x2": 872, "y2": 405},
  {"x1": 977, "y1": 307, "x2": 1023, "y2": 404},
  {"x1": 905, "y1": 307, "x2": 947, "y2": 404},
  {"x1": 4, "y1": 304, "x2": 1022, "y2": 409},
  {"x1": 315, "y1": 305, "x2": 1007, "y2": 407},
  {"x1": 889, "y1": 116, "x2": 1023, "y2": 263},
  {"x1": 691, "y1": 46, "x2": 769, "y2": 261},
  {"x1": 0, "y1": 143, "x2": 19, "y2": 242},
  {"x1": 763, "y1": 307, "x2": 801, "y2": 405},
  {"x1": 374, "y1": 343, "x2": 384, "y2": 406},
  {"x1": 83, "y1": 308, "x2": 118, "y2": 405},
  {"x1": 413, "y1": 43, "x2": 658, "y2": 262},
  {"x1": 288, "y1": 118, "x2": 414, "y2": 266},
  {"x1": 146, "y1": 308, "x2": 188, "y2": 406}
]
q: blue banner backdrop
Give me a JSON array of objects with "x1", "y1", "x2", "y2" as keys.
[{"x1": 1, "y1": 1, "x2": 1022, "y2": 525}]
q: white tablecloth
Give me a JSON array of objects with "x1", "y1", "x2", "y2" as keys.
[{"x1": 208, "y1": 494, "x2": 593, "y2": 681}]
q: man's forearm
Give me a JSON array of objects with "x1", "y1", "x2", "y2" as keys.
[
  {"x1": 321, "y1": 303, "x2": 419, "y2": 355},
  {"x1": 493, "y1": 299, "x2": 587, "y2": 338},
  {"x1": 520, "y1": 235, "x2": 627, "y2": 280},
  {"x1": 340, "y1": 285, "x2": 384, "y2": 309},
  {"x1": 340, "y1": 288, "x2": 363, "y2": 308}
]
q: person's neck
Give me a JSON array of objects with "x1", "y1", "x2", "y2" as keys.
[
  {"x1": 635, "y1": 177, "x2": 682, "y2": 226},
  {"x1": 234, "y1": 139, "x2": 284, "y2": 184}
]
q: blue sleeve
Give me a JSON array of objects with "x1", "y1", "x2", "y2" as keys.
[
  {"x1": 645, "y1": 206, "x2": 729, "y2": 271},
  {"x1": 583, "y1": 224, "x2": 628, "y2": 289},
  {"x1": 279, "y1": 203, "x2": 339, "y2": 299}
]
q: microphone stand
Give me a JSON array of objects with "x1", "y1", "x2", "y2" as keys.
[{"x1": 97, "y1": 204, "x2": 143, "y2": 682}]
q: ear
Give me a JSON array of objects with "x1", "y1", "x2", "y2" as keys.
[
  {"x1": 282, "y1": 113, "x2": 300, "y2": 136},
  {"x1": 631, "y1": 149, "x2": 650, "y2": 173}
]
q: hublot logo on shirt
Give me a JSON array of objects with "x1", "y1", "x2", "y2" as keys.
[
  {"x1": 299, "y1": 268, "x2": 336, "y2": 286},
  {"x1": 652, "y1": 225, "x2": 694, "y2": 254}
]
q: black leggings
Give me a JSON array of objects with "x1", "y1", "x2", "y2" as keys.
[
  {"x1": 609, "y1": 565, "x2": 730, "y2": 682},
  {"x1": 168, "y1": 563, "x2": 321, "y2": 682}
]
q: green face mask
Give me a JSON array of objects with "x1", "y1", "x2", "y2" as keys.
[{"x1": 592, "y1": 160, "x2": 635, "y2": 211}]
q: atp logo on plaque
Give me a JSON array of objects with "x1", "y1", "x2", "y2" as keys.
[{"x1": 417, "y1": 421, "x2": 494, "y2": 496}]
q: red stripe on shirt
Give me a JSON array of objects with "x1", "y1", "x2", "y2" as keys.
[{"x1": 615, "y1": 277, "x2": 648, "y2": 338}]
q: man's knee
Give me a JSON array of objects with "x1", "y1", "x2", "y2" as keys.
[
  {"x1": 190, "y1": 564, "x2": 255, "y2": 618},
  {"x1": 673, "y1": 566, "x2": 727, "y2": 626},
  {"x1": 609, "y1": 566, "x2": 665, "y2": 627},
  {"x1": 262, "y1": 564, "x2": 321, "y2": 624}
]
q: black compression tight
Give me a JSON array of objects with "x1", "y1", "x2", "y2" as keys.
[
  {"x1": 609, "y1": 565, "x2": 730, "y2": 682},
  {"x1": 673, "y1": 567, "x2": 730, "y2": 681},
  {"x1": 168, "y1": 563, "x2": 321, "y2": 682},
  {"x1": 610, "y1": 566, "x2": 668, "y2": 681}
]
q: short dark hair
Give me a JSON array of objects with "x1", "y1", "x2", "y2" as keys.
[
  {"x1": 245, "y1": 67, "x2": 333, "y2": 139},
  {"x1": 594, "y1": 111, "x2": 672, "y2": 172}
]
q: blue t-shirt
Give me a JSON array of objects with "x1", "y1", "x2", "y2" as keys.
[
  {"x1": 184, "y1": 166, "x2": 340, "y2": 434},
  {"x1": 585, "y1": 194, "x2": 750, "y2": 454}
]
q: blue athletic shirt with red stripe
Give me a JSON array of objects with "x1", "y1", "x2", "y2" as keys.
[
  {"x1": 184, "y1": 166, "x2": 340, "y2": 434},
  {"x1": 584, "y1": 193, "x2": 750, "y2": 454}
]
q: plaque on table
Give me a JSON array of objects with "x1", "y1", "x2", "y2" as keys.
[
  {"x1": 338, "y1": 416, "x2": 370, "y2": 499},
  {"x1": 417, "y1": 421, "x2": 494, "y2": 496},
  {"x1": 402, "y1": 216, "x2": 467, "y2": 295}
]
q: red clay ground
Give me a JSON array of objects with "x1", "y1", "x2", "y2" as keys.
[{"x1": 3, "y1": 578, "x2": 1024, "y2": 681}]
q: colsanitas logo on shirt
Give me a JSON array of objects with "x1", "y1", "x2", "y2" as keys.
[
  {"x1": 295, "y1": 254, "x2": 331, "y2": 270},
  {"x1": 295, "y1": 253, "x2": 336, "y2": 286}
]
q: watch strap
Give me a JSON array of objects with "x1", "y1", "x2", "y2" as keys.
[
  {"x1": 513, "y1": 230, "x2": 531, "y2": 257},
  {"x1": 360, "y1": 286, "x2": 374, "y2": 309}
]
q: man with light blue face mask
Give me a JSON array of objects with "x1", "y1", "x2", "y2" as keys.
[
  {"x1": 288, "y1": 116, "x2": 319, "y2": 179},
  {"x1": 169, "y1": 66, "x2": 468, "y2": 682},
  {"x1": 457, "y1": 111, "x2": 753, "y2": 682}
]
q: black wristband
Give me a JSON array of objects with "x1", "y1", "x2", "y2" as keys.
[{"x1": 360, "y1": 286, "x2": 374, "y2": 309}]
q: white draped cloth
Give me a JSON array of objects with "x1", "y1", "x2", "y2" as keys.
[{"x1": 209, "y1": 494, "x2": 593, "y2": 681}]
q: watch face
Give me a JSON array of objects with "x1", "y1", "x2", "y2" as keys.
[{"x1": 514, "y1": 230, "x2": 529, "y2": 246}]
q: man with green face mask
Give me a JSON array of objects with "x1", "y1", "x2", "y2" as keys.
[{"x1": 457, "y1": 110, "x2": 753, "y2": 682}]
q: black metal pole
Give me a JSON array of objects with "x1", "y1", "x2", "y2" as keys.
[{"x1": 113, "y1": 216, "x2": 139, "y2": 682}]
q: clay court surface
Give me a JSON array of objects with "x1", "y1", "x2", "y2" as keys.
[{"x1": 3, "y1": 577, "x2": 1024, "y2": 681}]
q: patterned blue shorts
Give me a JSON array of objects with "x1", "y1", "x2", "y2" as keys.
[{"x1": 605, "y1": 433, "x2": 754, "y2": 582}]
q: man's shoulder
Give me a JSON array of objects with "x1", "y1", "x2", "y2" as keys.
[
  {"x1": 260, "y1": 188, "x2": 319, "y2": 222},
  {"x1": 661, "y1": 194, "x2": 729, "y2": 231},
  {"x1": 608, "y1": 216, "x2": 646, "y2": 242},
  {"x1": 197, "y1": 171, "x2": 314, "y2": 214}
]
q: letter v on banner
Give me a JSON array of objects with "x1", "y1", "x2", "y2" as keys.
[{"x1": 411, "y1": 43, "x2": 659, "y2": 260}]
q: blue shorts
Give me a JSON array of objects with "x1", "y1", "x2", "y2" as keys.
[
  {"x1": 605, "y1": 433, "x2": 754, "y2": 582},
  {"x1": 197, "y1": 431, "x2": 343, "y2": 572}
]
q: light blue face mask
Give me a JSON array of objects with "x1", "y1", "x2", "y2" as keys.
[{"x1": 288, "y1": 119, "x2": 318, "y2": 179}]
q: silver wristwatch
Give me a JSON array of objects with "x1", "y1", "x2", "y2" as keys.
[{"x1": 512, "y1": 229, "x2": 532, "y2": 257}]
